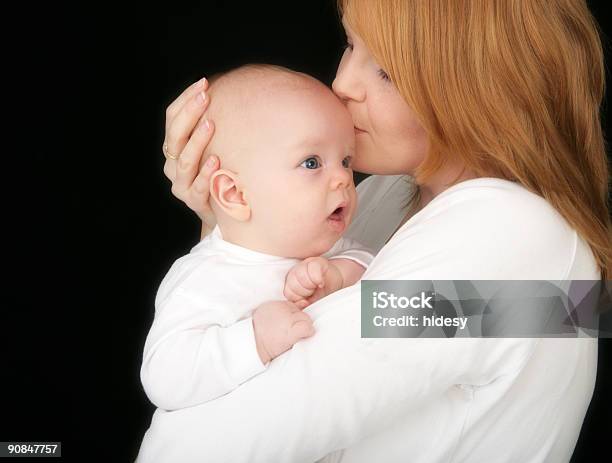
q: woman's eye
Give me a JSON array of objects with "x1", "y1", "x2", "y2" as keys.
[
  {"x1": 377, "y1": 68, "x2": 391, "y2": 82},
  {"x1": 300, "y1": 157, "x2": 321, "y2": 169},
  {"x1": 342, "y1": 156, "x2": 353, "y2": 168}
]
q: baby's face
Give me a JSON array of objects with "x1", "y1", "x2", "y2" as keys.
[{"x1": 237, "y1": 86, "x2": 357, "y2": 258}]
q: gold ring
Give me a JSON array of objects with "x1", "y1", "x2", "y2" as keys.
[{"x1": 163, "y1": 142, "x2": 179, "y2": 160}]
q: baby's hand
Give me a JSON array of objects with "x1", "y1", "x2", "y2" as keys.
[
  {"x1": 284, "y1": 257, "x2": 343, "y2": 309},
  {"x1": 252, "y1": 300, "x2": 315, "y2": 364}
]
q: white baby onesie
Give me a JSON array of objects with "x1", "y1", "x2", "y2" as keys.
[{"x1": 140, "y1": 226, "x2": 373, "y2": 411}]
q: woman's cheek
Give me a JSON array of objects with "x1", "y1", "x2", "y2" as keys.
[
  {"x1": 377, "y1": 105, "x2": 429, "y2": 173},
  {"x1": 353, "y1": 134, "x2": 383, "y2": 173},
  {"x1": 401, "y1": 123, "x2": 429, "y2": 171}
]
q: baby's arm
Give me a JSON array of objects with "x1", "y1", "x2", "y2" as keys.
[
  {"x1": 324, "y1": 236, "x2": 374, "y2": 289},
  {"x1": 328, "y1": 257, "x2": 367, "y2": 287},
  {"x1": 141, "y1": 291, "x2": 266, "y2": 411},
  {"x1": 324, "y1": 235, "x2": 375, "y2": 271},
  {"x1": 141, "y1": 265, "x2": 313, "y2": 411}
]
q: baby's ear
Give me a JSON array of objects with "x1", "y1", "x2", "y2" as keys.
[{"x1": 209, "y1": 169, "x2": 251, "y2": 222}]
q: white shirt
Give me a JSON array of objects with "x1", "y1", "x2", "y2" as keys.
[
  {"x1": 141, "y1": 227, "x2": 374, "y2": 410},
  {"x1": 137, "y1": 175, "x2": 598, "y2": 463}
]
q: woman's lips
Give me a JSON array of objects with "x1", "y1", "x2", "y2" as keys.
[{"x1": 354, "y1": 126, "x2": 367, "y2": 134}]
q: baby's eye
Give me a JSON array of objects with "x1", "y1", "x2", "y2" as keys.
[
  {"x1": 300, "y1": 156, "x2": 321, "y2": 170},
  {"x1": 342, "y1": 156, "x2": 353, "y2": 169}
]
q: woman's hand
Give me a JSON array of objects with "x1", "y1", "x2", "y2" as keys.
[{"x1": 162, "y1": 77, "x2": 220, "y2": 223}]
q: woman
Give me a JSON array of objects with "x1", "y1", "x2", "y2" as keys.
[{"x1": 139, "y1": 0, "x2": 610, "y2": 461}]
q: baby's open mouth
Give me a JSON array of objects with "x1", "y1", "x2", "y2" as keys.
[
  {"x1": 329, "y1": 206, "x2": 345, "y2": 221},
  {"x1": 327, "y1": 201, "x2": 348, "y2": 233}
]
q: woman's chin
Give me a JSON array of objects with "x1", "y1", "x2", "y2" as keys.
[
  {"x1": 353, "y1": 152, "x2": 418, "y2": 176},
  {"x1": 352, "y1": 158, "x2": 381, "y2": 175},
  {"x1": 353, "y1": 162, "x2": 410, "y2": 176}
]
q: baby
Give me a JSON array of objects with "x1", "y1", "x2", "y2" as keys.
[{"x1": 141, "y1": 64, "x2": 373, "y2": 411}]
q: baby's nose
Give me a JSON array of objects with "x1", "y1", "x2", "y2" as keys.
[{"x1": 330, "y1": 166, "x2": 353, "y2": 190}]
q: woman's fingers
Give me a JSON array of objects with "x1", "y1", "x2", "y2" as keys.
[
  {"x1": 163, "y1": 157, "x2": 178, "y2": 183},
  {"x1": 164, "y1": 90, "x2": 211, "y2": 161},
  {"x1": 192, "y1": 155, "x2": 217, "y2": 194},
  {"x1": 185, "y1": 154, "x2": 219, "y2": 215},
  {"x1": 165, "y1": 77, "x2": 209, "y2": 129},
  {"x1": 171, "y1": 118, "x2": 216, "y2": 200}
]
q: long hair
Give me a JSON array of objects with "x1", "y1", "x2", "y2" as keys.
[{"x1": 339, "y1": 0, "x2": 611, "y2": 279}]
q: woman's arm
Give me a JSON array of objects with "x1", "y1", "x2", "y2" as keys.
[
  {"x1": 137, "y1": 194, "x2": 547, "y2": 462},
  {"x1": 139, "y1": 299, "x2": 535, "y2": 463}
]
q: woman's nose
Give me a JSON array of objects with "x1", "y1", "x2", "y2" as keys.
[{"x1": 332, "y1": 55, "x2": 365, "y2": 103}]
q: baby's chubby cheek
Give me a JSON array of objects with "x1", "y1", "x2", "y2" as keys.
[
  {"x1": 286, "y1": 220, "x2": 339, "y2": 259},
  {"x1": 349, "y1": 184, "x2": 358, "y2": 212}
]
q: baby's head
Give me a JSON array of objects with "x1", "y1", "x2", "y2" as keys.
[{"x1": 203, "y1": 64, "x2": 357, "y2": 259}]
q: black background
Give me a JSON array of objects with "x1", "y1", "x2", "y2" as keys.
[{"x1": 4, "y1": 1, "x2": 610, "y2": 461}]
